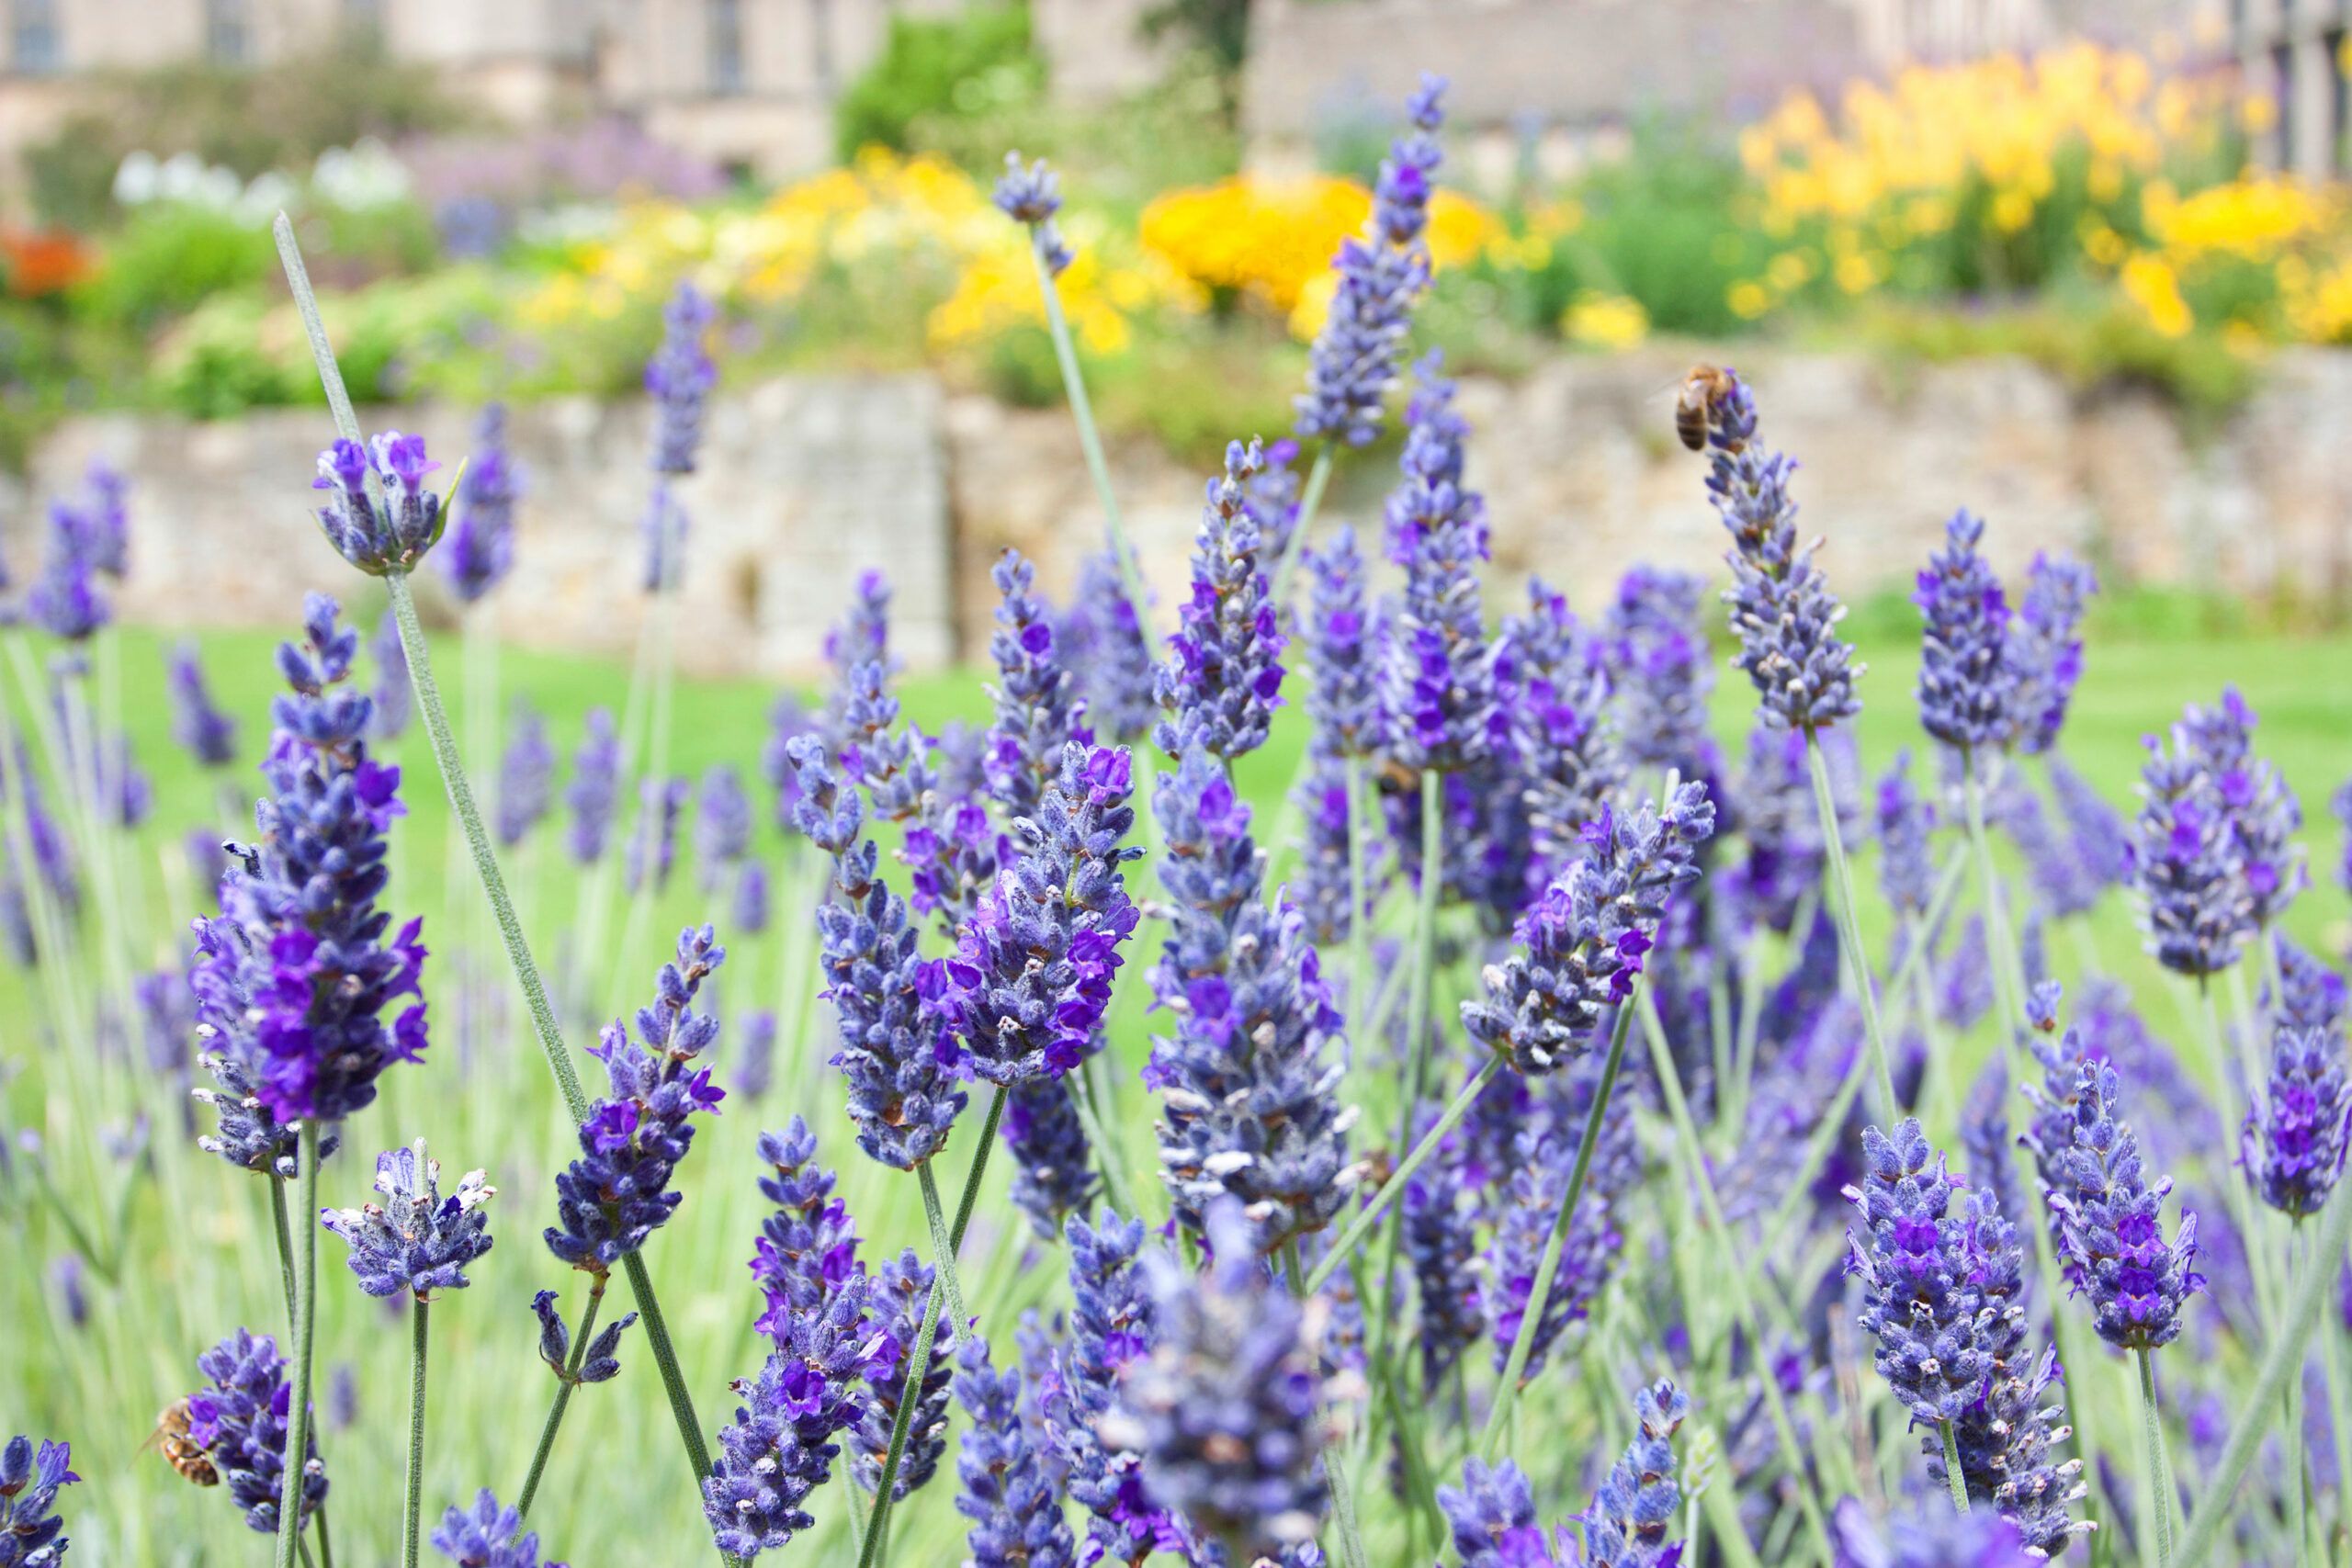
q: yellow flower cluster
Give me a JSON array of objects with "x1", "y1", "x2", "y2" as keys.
[
  {"x1": 520, "y1": 148, "x2": 1202, "y2": 358},
  {"x1": 1139, "y1": 172, "x2": 1500, "y2": 335}
]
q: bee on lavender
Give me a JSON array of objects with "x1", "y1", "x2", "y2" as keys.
[
  {"x1": 1673, "y1": 363, "x2": 1740, "y2": 452},
  {"x1": 142, "y1": 1398, "x2": 219, "y2": 1488}
]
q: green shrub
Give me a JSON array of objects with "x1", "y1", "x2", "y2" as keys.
[
  {"x1": 1571, "y1": 120, "x2": 1771, "y2": 337},
  {"x1": 833, "y1": 3, "x2": 1043, "y2": 163},
  {"x1": 69, "y1": 206, "x2": 276, "y2": 333}
]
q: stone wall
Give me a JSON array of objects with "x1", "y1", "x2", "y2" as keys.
[{"x1": 9, "y1": 347, "x2": 2351, "y2": 678}]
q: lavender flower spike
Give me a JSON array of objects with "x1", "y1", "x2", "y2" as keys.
[
  {"x1": 1702, "y1": 371, "x2": 1862, "y2": 733},
  {"x1": 851, "y1": 1250, "x2": 956, "y2": 1501},
  {"x1": 1295, "y1": 73, "x2": 1445, "y2": 447},
  {"x1": 188, "y1": 593, "x2": 425, "y2": 1124},
  {"x1": 1844, "y1": 1120, "x2": 1994, "y2": 1427},
  {"x1": 1378, "y1": 356, "x2": 1495, "y2": 773},
  {"x1": 2245, "y1": 1022, "x2": 2352, "y2": 1219},
  {"x1": 2183, "y1": 687, "x2": 2306, "y2": 930},
  {"x1": 563, "y1": 708, "x2": 619, "y2": 865},
  {"x1": 994, "y1": 151, "x2": 1071, "y2": 276},
  {"x1": 322, "y1": 1139, "x2": 495, "y2": 1302},
  {"x1": 645, "y1": 283, "x2": 717, "y2": 477},
  {"x1": 441, "y1": 403, "x2": 521, "y2": 604},
  {"x1": 1913, "y1": 510, "x2": 2014, "y2": 753},
  {"x1": 1463, "y1": 780, "x2": 1717, "y2": 1075},
  {"x1": 2048, "y1": 1058, "x2": 2203, "y2": 1351},
  {"x1": 1579, "y1": 1378, "x2": 1690, "y2": 1567},
  {"x1": 430, "y1": 1489, "x2": 567, "y2": 1568},
  {"x1": 1438, "y1": 1458, "x2": 1546, "y2": 1567},
  {"x1": 1153, "y1": 439, "x2": 1286, "y2": 761},
  {"x1": 1299, "y1": 525, "x2": 1379, "y2": 755},
  {"x1": 311, "y1": 432, "x2": 446, "y2": 576},
  {"x1": 167, "y1": 640, "x2": 239, "y2": 769},
  {"x1": 543, "y1": 927, "x2": 727, "y2": 1275},
  {"x1": 984, "y1": 547, "x2": 1085, "y2": 823},
  {"x1": 0, "y1": 1435, "x2": 77, "y2": 1565},
  {"x1": 2005, "y1": 552, "x2": 2096, "y2": 755},
  {"x1": 187, "y1": 1328, "x2": 328, "y2": 1536},
  {"x1": 2128, "y1": 717, "x2": 2250, "y2": 978},
  {"x1": 953, "y1": 1334, "x2": 1077, "y2": 1568},
  {"x1": 495, "y1": 704, "x2": 554, "y2": 850},
  {"x1": 1056, "y1": 1210, "x2": 1177, "y2": 1563},
  {"x1": 530, "y1": 1291, "x2": 634, "y2": 1386}
]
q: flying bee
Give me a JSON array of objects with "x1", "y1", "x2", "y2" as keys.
[
  {"x1": 1673, "y1": 364, "x2": 1739, "y2": 453},
  {"x1": 142, "y1": 1398, "x2": 219, "y2": 1487}
]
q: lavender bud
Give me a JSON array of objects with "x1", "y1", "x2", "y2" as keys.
[
  {"x1": 2048, "y1": 1057, "x2": 2203, "y2": 1351},
  {"x1": 1299, "y1": 526, "x2": 1378, "y2": 756},
  {"x1": 311, "y1": 432, "x2": 446, "y2": 576},
  {"x1": 852, "y1": 1250, "x2": 956, "y2": 1500},
  {"x1": 2129, "y1": 715, "x2": 2252, "y2": 978},
  {"x1": 1605, "y1": 565, "x2": 1718, "y2": 781},
  {"x1": 1579, "y1": 1378, "x2": 1690, "y2": 1567},
  {"x1": 1913, "y1": 509, "x2": 2015, "y2": 752},
  {"x1": 984, "y1": 547, "x2": 1086, "y2": 823},
  {"x1": 994, "y1": 151, "x2": 1071, "y2": 275},
  {"x1": 2245, "y1": 1021, "x2": 2351, "y2": 1218},
  {"x1": 495, "y1": 703, "x2": 554, "y2": 850},
  {"x1": 1003, "y1": 1077, "x2": 1099, "y2": 1242},
  {"x1": 186, "y1": 1328, "x2": 328, "y2": 1535},
  {"x1": 430, "y1": 1488, "x2": 566, "y2": 1567},
  {"x1": 2005, "y1": 552, "x2": 2096, "y2": 755},
  {"x1": 953, "y1": 1333, "x2": 1077, "y2": 1568},
  {"x1": 321, "y1": 1139, "x2": 495, "y2": 1302},
  {"x1": 0, "y1": 1435, "x2": 78, "y2": 1564},
  {"x1": 564, "y1": 708, "x2": 620, "y2": 865},
  {"x1": 1377, "y1": 357, "x2": 1494, "y2": 773},
  {"x1": 1057, "y1": 547, "x2": 1157, "y2": 747},
  {"x1": 167, "y1": 640, "x2": 239, "y2": 769},
  {"x1": 695, "y1": 764, "x2": 752, "y2": 896},
  {"x1": 2183, "y1": 686, "x2": 2305, "y2": 929}
]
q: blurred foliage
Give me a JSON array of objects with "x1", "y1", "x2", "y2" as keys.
[{"x1": 832, "y1": 2, "x2": 1044, "y2": 164}]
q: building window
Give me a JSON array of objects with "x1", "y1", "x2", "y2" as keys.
[
  {"x1": 207, "y1": 0, "x2": 251, "y2": 64},
  {"x1": 710, "y1": 0, "x2": 745, "y2": 93},
  {"x1": 12, "y1": 0, "x2": 59, "y2": 74}
]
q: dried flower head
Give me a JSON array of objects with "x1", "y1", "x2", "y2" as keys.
[{"x1": 322, "y1": 1139, "x2": 495, "y2": 1302}]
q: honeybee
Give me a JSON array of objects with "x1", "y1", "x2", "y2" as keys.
[
  {"x1": 1673, "y1": 365, "x2": 1739, "y2": 453},
  {"x1": 142, "y1": 1398, "x2": 219, "y2": 1487}
]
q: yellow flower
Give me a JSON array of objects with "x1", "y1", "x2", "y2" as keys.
[
  {"x1": 1833, "y1": 251, "x2": 1883, "y2": 294},
  {"x1": 1727, "y1": 280, "x2": 1772, "y2": 320},
  {"x1": 1562, "y1": 291, "x2": 1648, "y2": 348},
  {"x1": 2120, "y1": 253, "x2": 2193, "y2": 337}
]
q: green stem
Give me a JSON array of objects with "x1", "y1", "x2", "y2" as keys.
[
  {"x1": 2316, "y1": 1219, "x2": 2352, "y2": 1566},
  {"x1": 1804, "y1": 732, "x2": 1896, "y2": 1122},
  {"x1": 1344, "y1": 753, "x2": 1371, "y2": 1043},
  {"x1": 1067, "y1": 1066, "x2": 1140, "y2": 1221},
  {"x1": 1478, "y1": 997, "x2": 1638, "y2": 1460},
  {"x1": 1939, "y1": 1421, "x2": 1971, "y2": 1515},
  {"x1": 1267, "y1": 442, "x2": 1336, "y2": 604},
  {"x1": 516, "y1": 1276, "x2": 606, "y2": 1518},
  {"x1": 403, "y1": 1298, "x2": 430, "y2": 1568},
  {"x1": 620, "y1": 1250, "x2": 711, "y2": 1481},
  {"x1": 268, "y1": 1177, "x2": 300, "y2": 1325},
  {"x1": 917, "y1": 1159, "x2": 969, "y2": 1336},
  {"x1": 1305, "y1": 1058, "x2": 1500, "y2": 1295},
  {"x1": 2138, "y1": 1349, "x2": 2175, "y2": 1568},
  {"x1": 273, "y1": 1123, "x2": 322, "y2": 1568},
  {"x1": 1364, "y1": 770, "x2": 1444, "y2": 1376},
  {"x1": 1028, "y1": 231, "x2": 1156, "y2": 644},
  {"x1": 2281, "y1": 1225, "x2": 2311, "y2": 1568},
  {"x1": 859, "y1": 1087, "x2": 1009, "y2": 1568}
]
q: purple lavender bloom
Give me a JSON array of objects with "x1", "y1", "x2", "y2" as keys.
[
  {"x1": 852, "y1": 1249, "x2": 956, "y2": 1500},
  {"x1": 543, "y1": 927, "x2": 727, "y2": 1274},
  {"x1": 1606, "y1": 564, "x2": 1719, "y2": 782},
  {"x1": 25, "y1": 531, "x2": 106, "y2": 641},
  {"x1": 564, "y1": 708, "x2": 619, "y2": 865},
  {"x1": 1935, "y1": 917, "x2": 1993, "y2": 1033},
  {"x1": 736, "y1": 1009, "x2": 776, "y2": 1100},
  {"x1": 640, "y1": 483, "x2": 689, "y2": 592},
  {"x1": 188, "y1": 594, "x2": 424, "y2": 1125},
  {"x1": 1875, "y1": 750, "x2": 1938, "y2": 922},
  {"x1": 50, "y1": 1252, "x2": 85, "y2": 1328},
  {"x1": 311, "y1": 433, "x2": 446, "y2": 576},
  {"x1": 2182, "y1": 687, "x2": 2305, "y2": 929},
  {"x1": 1050, "y1": 1210, "x2": 1178, "y2": 1563},
  {"x1": 1845, "y1": 1120, "x2": 1996, "y2": 1427},
  {"x1": 191, "y1": 1051, "x2": 339, "y2": 1178},
  {"x1": 703, "y1": 1274, "x2": 887, "y2": 1558},
  {"x1": 984, "y1": 548, "x2": 1085, "y2": 823},
  {"x1": 2049, "y1": 758, "x2": 2129, "y2": 894},
  {"x1": 1148, "y1": 746, "x2": 1358, "y2": 1250},
  {"x1": 1997, "y1": 776, "x2": 2100, "y2": 921},
  {"x1": 1299, "y1": 525, "x2": 1378, "y2": 756},
  {"x1": 1245, "y1": 437, "x2": 1306, "y2": 563},
  {"x1": 1295, "y1": 74, "x2": 1445, "y2": 447},
  {"x1": 1057, "y1": 548, "x2": 1157, "y2": 747},
  {"x1": 695, "y1": 764, "x2": 752, "y2": 896},
  {"x1": 1438, "y1": 1458, "x2": 1547, "y2": 1567},
  {"x1": 1704, "y1": 372, "x2": 1861, "y2": 734},
  {"x1": 748, "y1": 1115, "x2": 861, "y2": 1332},
  {"x1": 1579, "y1": 1379, "x2": 1690, "y2": 1567},
  {"x1": 2128, "y1": 716, "x2": 2251, "y2": 978},
  {"x1": 760, "y1": 693, "x2": 811, "y2": 833},
  {"x1": 624, "y1": 776, "x2": 687, "y2": 895},
  {"x1": 167, "y1": 640, "x2": 239, "y2": 769},
  {"x1": 2269, "y1": 937, "x2": 2346, "y2": 1036},
  {"x1": 1832, "y1": 1495, "x2": 2040, "y2": 1568},
  {"x1": 495, "y1": 703, "x2": 553, "y2": 850},
  {"x1": 788, "y1": 738, "x2": 967, "y2": 1169},
  {"x1": 816, "y1": 570, "x2": 895, "y2": 756},
  {"x1": 645, "y1": 283, "x2": 717, "y2": 476},
  {"x1": 2245, "y1": 1022, "x2": 2351, "y2": 1218},
  {"x1": 80, "y1": 461, "x2": 130, "y2": 578},
  {"x1": 187, "y1": 1328, "x2": 327, "y2": 1535},
  {"x1": 369, "y1": 606, "x2": 412, "y2": 742},
  {"x1": 1116, "y1": 1201, "x2": 1329, "y2": 1561},
  {"x1": 1485, "y1": 1122, "x2": 1623, "y2": 1382},
  {"x1": 954, "y1": 1334, "x2": 1077, "y2": 1568},
  {"x1": 321, "y1": 1139, "x2": 494, "y2": 1301},
  {"x1": 945, "y1": 742, "x2": 1143, "y2": 1086},
  {"x1": 430, "y1": 1489, "x2": 566, "y2": 1567},
  {"x1": 1289, "y1": 742, "x2": 1386, "y2": 949},
  {"x1": 2004, "y1": 553, "x2": 2096, "y2": 755},
  {"x1": 0, "y1": 1434, "x2": 77, "y2": 1565},
  {"x1": 1003, "y1": 1077, "x2": 1099, "y2": 1241},
  {"x1": 2334, "y1": 778, "x2": 2352, "y2": 896},
  {"x1": 1154, "y1": 439, "x2": 1286, "y2": 761},
  {"x1": 1377, "y1": 357, "x2": 1494, "y2": 773},
  {"x1": 1402, "y1": 1121, "x2": 1481, "y2": 1390},
  {"x1": 994, "y1": 151, "x2": 1071, "y2": 275},
  {"x1": 529, "y1": 1290, "x2": 634, "y2": 1385},
  {"x1": 440, "y1": 404, "x2": 522, "y2": 604},
  {"x1": 732, "y1": 861, "x2": 770, "y2": 936},
  {"x1": 1913, "y1": 510, "x2": 2015, "y2": 752},
  {"x1": 2048, "y1": 1057, "x2": 2203, "y2": 1350},
  {"x1": 1463, "y1": 781, "x2": 1716, "y2": 1075},
  {"x1": 1507, "y1": 578, "x2": 1619, "y2": 881}
]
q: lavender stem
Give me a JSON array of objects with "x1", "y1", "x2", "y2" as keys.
[
  {"x1": 272, "y1": 1122, "x2": 322, "y2": 1568},
  {"x1": 402, "y1": 1299, "x2": 429, "y2": 1568},
  {"x1": 1939, "y1": 1422, "x2": 1970, "y2": 1515},
  {"x1": 1804, "y1": 732, "x2": 1896, "y2": 1122},
  {"x1": 1304, "y1": 1057, "x2": 1500, "y2": 1295},
  {"x1": 515, "y1": 1276, "x2": 605, "y2": 1518},
  {"x1": 267, "y1": 1176, "x2": 299, "y2": 1325},
  {"x1": 2137, "y1": 1348, "x2": 2176, "y2": 1567},
  {"x1": 1267, "y1": 442, "x2": 1336, "y2": 604}
]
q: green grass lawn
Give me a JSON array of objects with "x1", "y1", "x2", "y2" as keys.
[{"x1": 2, "y1": 599, "x2": 2347, "y2": 1564}]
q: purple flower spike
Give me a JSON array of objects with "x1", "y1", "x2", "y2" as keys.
[
  {"x1": 1606, "y1": 564, "x2": 1719, "y2": 782},
  {"x1": 645, "y1": 283, "x2": 717, "y2": 477},
  {"x1": 1050, "y1": 1210, "x2": 1179, "y2": 1563},
  {"x1": 851, "y1": 1250, "x2": 956, "y2": 1501},
  {"x1": 1295, "y1": 74, "x2": 1445, "y2": 448},
  {"x1": 311, "y1": 432, "x2": 446, "y2": 576},
  {"x1": 529, "y1": 1290, "x2": 634, "y2": 1386},
  {"x1": 430, "y1": 1488, "x2": 567, "y2": 1567},
  {"x1": 1154, "y1": 439, "x2": 1286, "y2": 761},
  {"x1": 1438, "y1": 1457, "x2": 1549, "y2": 1567},
  {"x1": 1844, "y1": 1120, "x2": 1994, "y2": 1427},
  {"x1": 2006, "y1": 552, "x2": 2097, "y2": 755},
  {"x1": 186, "y1": 1328, "x2": 328, "y2": 1536},
  {"x1": 2128, "y1": 713, "x2": 2253, "y2": 978},
  {"x1": 369, "y1": 605, "x2": 412, "y2": 741},
  {"x1": 188, "y1": 592, "x2": 424, "y2": 1126},
  {"x1": 2245, "y1": 1021, "x2": 2352, "y2": 1219},
  {"x1": 694, "y1": 763, "x2": 753, "y2": 897},
  {"x1": 2182, "y1": 687, "x2": 2305, "y2": 929},
  {"x1": 1832, "y1": 1495, "x2": 2041, "y2": 1568},
  {"x1": 953, "y1": 1334, "x2": 1078, "y2": 1568},
  {"x1": 1463, "y1": 781, "x2": 1717, "y2": 1075},
  {"x1": 748, "y1": 1114, "x2": 862, "y2": 1333},
  {"x1": 440, "y1": 403, "x2": 522, "y2": 604},
  {"x1": 945, "y1": 741, "x2": 1143, "y2": 1087},
  {"x1": 543, "y1": 927, "x2": 727, "y2": 1275},
  {"x1": 1914, "y1": 509, "x2": 2015, "y2": 753},
  {"x1": 563, "y1": 708, "x2": 620, "y2": 865},
  {"x1": 993, "y1": 151, "x2": 1071, "y2": 275},
  {"x1": 1485, "y1": 1111, "x2": 1628, "y2": 1383},
  {"x1": 1579, "y1": 1379, "x2": 1690, "y2": 1568},
  {"x1": 1874, "y1": 750, "x2": 1938, "y2": 921},
  {"x1": 1377, "y1": 356, "x2": 1495, "y2": 774},
  {"x1": 984, "y1": 547, "x2": 1086, "y2": 824},
  {"x1": 1300, "y1": 525, "x2": 1379, "y2": 755},
  {"x1": 2048, "y1": 1057, "x2": 2203, "y2": 1351},
  {"x1": 496, "y1": 703, "x2": 554, "y2": 850},
  {"x1": 322, "y1": 1138, "x2": 494, "y2": 1302},
  {"x1": 1508, "y1": 577, "x2": 1619, "y2": 880},
  {"x1": 1704, "y1": 372, "x2": 1862, "y2": 734},
  {"x1": 167, "y1": 640, "x2": 239, "y2": 769},
  {"x1": 1058, "y1": 548, "x2": 1157, "y2": 747},
  {"x1": 1003, "y1": 1077, "x2": 1099, "y2": 1241},
  {"x1": 0, "y1": 1434, "x2": 78, "y2": 1565},
  {"x1": 624, "y1": 776, "x2": 688, "y2": 896}
]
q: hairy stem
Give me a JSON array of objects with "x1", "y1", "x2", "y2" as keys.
[
  {"x1": 273, "y1": 1123, "x2": 321, "y2": 1568},
  {"x1": 1939, "y1": 1421, "x2": 1971, "y2": 1515},
  {"x1": 917, "y1": 1159, "x2": 969, "y2": 1338},
  {"x1": 403, "y1": 1299, "x2": 430, "y2": 1568},
  {"x1": 267, "y1": 1175, "x2": 300, "y2": 1325},
  {"x1": 516, "y1": 1276, "x2": 606, "y2": 1518},
  {"x1": 1804, "y1": 732, "x2": 1896, "y2": 1122},
  {"x1": 2138, "y1": 1348, "x2": 2175, "y2": 1568}
]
